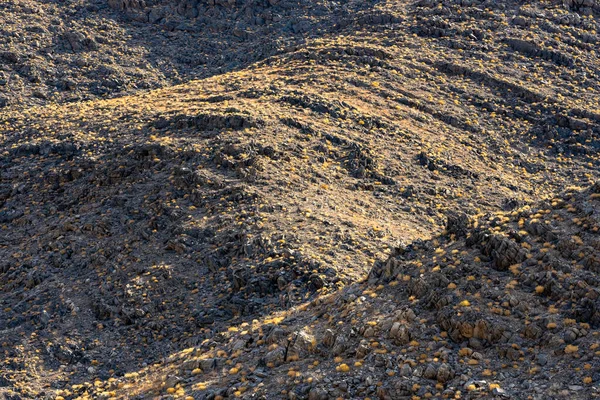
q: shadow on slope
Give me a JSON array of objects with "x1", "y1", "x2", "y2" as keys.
[{"x1": 52, "y1": 182, "x2": 600, "y2": 399}]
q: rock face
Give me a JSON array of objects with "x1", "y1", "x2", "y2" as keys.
[
  {"x1": 466, "y1": 231, "x2": 527, "y2": 271},
  {"x1": 63, "y1": 31, "x2": 99, "y2": 52},
  {"x1": 107, "y1": 0, "x2": 147, "y2": 11},
  {"x1": 563, "y1": 0, "x2": 599, "y2": 12}
]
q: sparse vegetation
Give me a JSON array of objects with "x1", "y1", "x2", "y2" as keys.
[{"x1": 1, "y1": 0, "x2": 600, "y2": 398}]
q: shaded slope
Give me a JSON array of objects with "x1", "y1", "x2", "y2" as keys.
[{"x1": 0, "y1": 0, "x2": 391, "y2": 108}]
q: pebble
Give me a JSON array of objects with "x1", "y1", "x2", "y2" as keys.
[
  {"x1": 400, "y1": 363, "x2": 412, "y2": 377},
  {"x1": 493, "y1": 387, "x2": 510, "y2": 397},
  {"x1": 536, "y1": 353, "x2": 548, "y2": 366}
]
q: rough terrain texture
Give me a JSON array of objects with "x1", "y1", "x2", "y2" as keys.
[{"x1": 1, "y1": 0, "x2": 600, "y2": 399}]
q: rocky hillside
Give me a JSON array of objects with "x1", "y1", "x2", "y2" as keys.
[
  {"x1": 0, "y1": 0, "x2": 600, "y2": 399},
  {"x1": 70, "y1": 182, "x2": 600, "y2": 399},
  {"x1": 0, "y1": 0, "x2": 389, "y2": 108}
]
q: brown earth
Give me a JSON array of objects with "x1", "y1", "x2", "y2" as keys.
[{"x1": 1, "y1": 0, "x2": 600, "y2": 399}]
